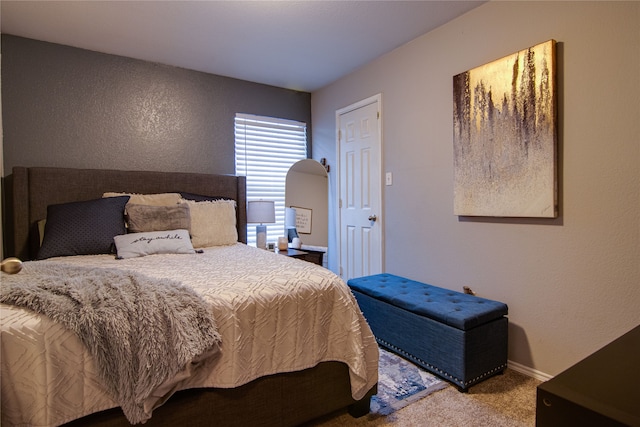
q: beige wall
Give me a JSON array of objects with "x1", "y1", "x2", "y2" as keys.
[{"x1": 312, "y1": 1, "x2": 640, "y2": 377}]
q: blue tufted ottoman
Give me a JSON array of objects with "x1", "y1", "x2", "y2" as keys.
[{"x1": 348, "y1": 273, "x2": 508, "y2": 391}]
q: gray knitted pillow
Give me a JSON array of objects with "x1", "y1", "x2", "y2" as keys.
[{"x1": 126, "y1": 204, "x2": 191, "y2": 233}]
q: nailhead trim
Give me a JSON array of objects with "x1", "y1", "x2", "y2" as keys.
[{"x1": 376, "y1": 338, "x2": 507, "y2": 390}]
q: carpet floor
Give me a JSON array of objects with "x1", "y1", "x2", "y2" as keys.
[{"x1": 306, "y1": 366, "x2": 541, "y2": 426}]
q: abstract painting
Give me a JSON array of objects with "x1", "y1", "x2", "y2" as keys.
[{"x1": 453, "y1": 40, "x2": 557, "y2": 217}]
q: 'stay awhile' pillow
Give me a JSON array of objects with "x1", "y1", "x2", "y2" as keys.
[
  {"x1": 180, "y1": 199, "x2": 237, "y2": 248},
  {"x1": 113, "y1": 229, "x2": 196, "y2": 259}
]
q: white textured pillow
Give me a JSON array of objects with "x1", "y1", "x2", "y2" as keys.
[
  {"x1": 114, "y1": 229, "x2": 195, "y2": 259},
  {"x1": 103, "y1": 192, "x2": 181, "y2": 206},
  {"x1": 180, "y1": 199, "x2": 237, "y2": 248}
]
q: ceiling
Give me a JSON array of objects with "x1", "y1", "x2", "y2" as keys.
[{"x1": 1, "y1": 1, "x2": 484, "y2": 92}]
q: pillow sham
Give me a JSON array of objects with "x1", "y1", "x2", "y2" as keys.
[
  {"x1": 126, "y1": 203, "x2": 191, "y2": 233},
  {"x1": 37, "y1": 219, "x2": 47, "y2": 246},
  {"x1": 180, "y1": 199, "x2": 237, "y2": 248},
  {"x1": 179, "y1": 192, "x2": 230, "y2": 202},
  {"x1": 103, "y1": 192, "x2": 181, "y2": 206},
  {"x1": 114, "y1": 229, "x2": 196, "y2": 259},
  {"x1": 37, "y1": 196, "x2": 130, "y2": 260}
]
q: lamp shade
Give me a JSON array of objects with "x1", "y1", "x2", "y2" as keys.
[{"x1": 247, "y1": 200, "x2": 275, "y2": 224}]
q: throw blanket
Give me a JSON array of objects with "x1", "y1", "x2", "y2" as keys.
[{"x1": 0, "y1": 262, "x2": 221, "y2": 424}]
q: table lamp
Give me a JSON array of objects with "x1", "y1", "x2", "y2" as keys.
[{"x1": 247, "y1": 200, "x2": 275, "y2": 249}]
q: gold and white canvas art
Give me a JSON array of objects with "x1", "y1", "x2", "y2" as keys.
[{"x1": 453, "y1": 40, "x2": 558, "y2": 217}]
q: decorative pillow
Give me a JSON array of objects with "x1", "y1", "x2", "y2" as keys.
[
  {"x1": 37, "y1": 196, "x2": 130, "y2": 260},
  {"x1": 126, "y1": 203, "x2": 191, "y2": 233},
  {"x1": 103, "y1": 192, "x2": 181, "y2": 206},
  {"x1": 180, "y1": 199, "x2": 237, "y2": 248},
  {"x1": 179, "y1": 192, "x2": 230, "y2": 202},
  {"x1": 114, "y1": 229, "x2": 196, "y2": 259},
  {"x1": 37, "y1": 219, "x2": 47, "y2": 246}
]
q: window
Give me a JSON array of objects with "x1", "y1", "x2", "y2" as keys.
[{"x1": 235, "y1": 113, "x2": 307, "y2": 246}]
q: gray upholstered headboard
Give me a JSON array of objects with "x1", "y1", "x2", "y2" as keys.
[{"x1": 11, "y1": 167, "x2": 247, "y2": 260}]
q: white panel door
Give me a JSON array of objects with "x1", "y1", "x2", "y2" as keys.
[{"x1": 337, "y1": 96, "x2": 382, "y2": 280}]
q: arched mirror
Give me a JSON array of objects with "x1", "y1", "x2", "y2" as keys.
[{"x1": 285, "y1": 159, "x2": 328, "y2": 265}]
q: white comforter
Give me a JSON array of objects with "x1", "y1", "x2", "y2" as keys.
[{"x1": 0, "y1": 243, "x2": 379, "y2": 427}]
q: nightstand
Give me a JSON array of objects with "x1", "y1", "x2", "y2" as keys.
[
  {"x1": 298, "y1": 249, "x2": 324, "y2": 266},
  {"x1": 275, "y1": 248, "x2": 323, "y2": 266},
  {"x1": 275, "y1": 248, "x2": 309, "y2": 260}
]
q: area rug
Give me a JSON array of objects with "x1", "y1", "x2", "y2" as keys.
[{"x1": 370, "y1": 348, "x2": 448, "y2": 415}]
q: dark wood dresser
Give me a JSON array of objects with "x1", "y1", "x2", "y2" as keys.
[{"x1": 536, "y1": 325, "x2": 640, "y2": 426}]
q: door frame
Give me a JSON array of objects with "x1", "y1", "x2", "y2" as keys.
[{"x1": 335, "y1": 93, "x2": 384, "y2": 278}]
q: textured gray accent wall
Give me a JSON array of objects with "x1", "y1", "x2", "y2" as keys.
[{"x1": 1, "y1": 35, "x2": 311, "y2": 176}]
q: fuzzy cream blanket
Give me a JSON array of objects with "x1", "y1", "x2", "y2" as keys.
[{"x1": 0, "y1": 262, "x2": 221, "y2": 424}]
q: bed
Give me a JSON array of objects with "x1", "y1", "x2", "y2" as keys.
[{"x1": 1, "y1": 166, "x2": 378, "y2": 427}]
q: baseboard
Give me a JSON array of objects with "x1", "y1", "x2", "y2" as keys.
[{"x1": 507, "y1": 360, "x2": 553, "y2": 382}]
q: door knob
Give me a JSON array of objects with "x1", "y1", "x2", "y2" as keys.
[{"x1": 368, "y1": 215, "x2": 377, "y2": 222}]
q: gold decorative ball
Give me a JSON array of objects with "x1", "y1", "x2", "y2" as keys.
[{"x1": 1, "y1": 257, "x2": 23, "y2": 274}]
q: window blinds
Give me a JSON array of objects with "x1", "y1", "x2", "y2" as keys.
[{"x1": 235, "y1": 113, "x2": 307, "y2": 246}]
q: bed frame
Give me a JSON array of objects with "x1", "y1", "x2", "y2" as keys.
[
  {"x1": 10, "y1": 166, "x2": 248, "y2": 261},
  {"x1": 7, "y1": 166, "x2": 373, "y2": 426}
]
